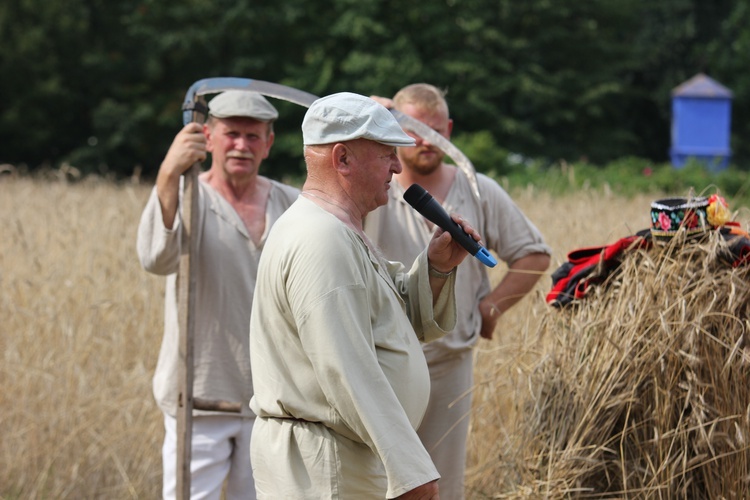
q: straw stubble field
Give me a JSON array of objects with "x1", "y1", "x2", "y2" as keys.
[{"x1": 2, "y1": 177, "x2": 747, "y2": 498}]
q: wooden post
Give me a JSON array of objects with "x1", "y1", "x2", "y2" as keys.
[{"x1": 175, "y1": 96, "x2": 206, "y2": 500}]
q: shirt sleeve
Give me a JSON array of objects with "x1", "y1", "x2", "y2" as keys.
[
  {"x1": 136, "y1": 186, "x2": 182, "y2": 275},
  {"x1": 388, "y1": 250, "x2": 458, "y2": 344}
]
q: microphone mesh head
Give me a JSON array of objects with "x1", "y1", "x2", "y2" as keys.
[{"x1": 403, "y1": 184, "x2": 430, "y2": 210}]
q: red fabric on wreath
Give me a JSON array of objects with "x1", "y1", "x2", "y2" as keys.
[
  {"x1": 546, "y1": 231, "x2": 651, "y2": 307},
  {"x1": 547, "y1": 226, "x2": 750, "y2": 308}
]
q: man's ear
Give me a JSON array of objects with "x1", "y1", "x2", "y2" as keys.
[
  {"x1": 203, "y1": 123, "x2": 214, "y2": 153},
  {"x1": 331, "y1": 143, "x2": 352, "y2": 174}
]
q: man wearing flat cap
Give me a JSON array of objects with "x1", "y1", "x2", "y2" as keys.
[
  {"x1": 249, "y1": 92, "x2": 483, "y2": 499},
  {"x1": 137, "y1": 90, "x2": 299, "y2": 499}
]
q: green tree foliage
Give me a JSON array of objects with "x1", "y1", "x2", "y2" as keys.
[
  {"x1": 701, "y1": 1, "x2": 750, "y2": 163},
  {"x1": 0, "y1": 0, "x2": 102, "y2": 167},
  {"x1": 0, "y1": 0, "x2": 745, "y2": 178}
]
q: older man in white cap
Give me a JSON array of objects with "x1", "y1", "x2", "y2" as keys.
[
  {"x1": 137, "y1": 90, "x2": 299, "y2": 499},
  {"x1": 248, "y1": 92, "x2": 483, "y2": 499}
]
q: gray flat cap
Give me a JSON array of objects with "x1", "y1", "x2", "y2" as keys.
[
  {"x1": 302, "y1": 92, "x2": 415, "y2": 147},
  {"x1": 208, "y1": 90, "x2": 279, "y2": 121}
]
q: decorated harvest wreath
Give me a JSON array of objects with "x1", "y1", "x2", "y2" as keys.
[
  {"x1": 649, "y1": 194, "x2": 731, "y2": 241},
  {"x1": 547, "y1": 193, "x2": 750, "y2": 307}
]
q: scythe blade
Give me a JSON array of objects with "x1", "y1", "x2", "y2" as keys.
[{"x1": 181, "y1": 77, "x2": 480, "y2": 199}]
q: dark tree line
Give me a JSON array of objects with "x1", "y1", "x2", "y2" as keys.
[{"x1": 1, "y1": 0, "x2": 747, "y2": 179}]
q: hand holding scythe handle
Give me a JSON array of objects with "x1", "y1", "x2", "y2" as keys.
[{"x1": 175, "y1": 77, "x2": 479, "y2": 500}]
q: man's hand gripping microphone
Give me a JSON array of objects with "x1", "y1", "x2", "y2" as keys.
[{"x1": 403, "y1": 184, "x2": 497, "y2": 268}]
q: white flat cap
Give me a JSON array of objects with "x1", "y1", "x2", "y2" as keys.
[
  {"x1": 302, "y1": 92, "x2": 415, "y2": 147},
  {"x1": 208, "y1": 90, "x2": 279, "y2": 121}
]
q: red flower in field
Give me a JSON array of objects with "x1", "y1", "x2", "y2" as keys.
[
  {"x1": 643, "y1": 166, "x2": 653, "y2": 176},
  {"x1": 658, "y1": 212, "x2": 671, "y2": 231}
]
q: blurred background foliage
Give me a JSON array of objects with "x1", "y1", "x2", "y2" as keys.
[{"x1": 2, "y1": 0, "x2": 749, "y2": 199}]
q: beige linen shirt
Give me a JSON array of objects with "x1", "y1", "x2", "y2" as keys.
[
  {"x1": 249, "y1": 197, "x2": 457, "y2": 499},
  {"x1": 365, "y1": 171, "x2": 551, "y2": 363},
  {"x1": 136, "y1": 179, "x2": 299, "y2": 417}
]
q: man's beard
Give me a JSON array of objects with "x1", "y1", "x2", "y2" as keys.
[{"x1": 402, "y1": 147, "x2": 444, "y2": 175}]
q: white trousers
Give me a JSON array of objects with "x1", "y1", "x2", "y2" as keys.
[
  {"x1": 162, "y1": 414, "x2": 256, "y2": 500},
  {"x1": 417, "y1": 350, "x2": 473, "y2": 500}
]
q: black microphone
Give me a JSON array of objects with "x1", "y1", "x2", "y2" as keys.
[{"x1": 403, "y1": 184, "x2": 497, "y2": 268}]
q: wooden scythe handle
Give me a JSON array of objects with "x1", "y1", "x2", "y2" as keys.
[{"x1": 175, "y1": 95, "x2": 206, "y2": 500}]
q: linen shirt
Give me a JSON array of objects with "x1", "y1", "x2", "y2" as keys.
[
  {"x1": 365, "y1": 170, "x2": 551, "y2": 363},
  {"x1": 136, "y1": 179, "x2": 299, "y2": 417},
  {"x1": 249, "y1": 197, "x2": 457, "y2": 499}
]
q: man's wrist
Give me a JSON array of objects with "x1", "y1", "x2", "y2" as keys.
[
  {"x1": 487, "y1": 302, "x2": 502, "y2": 318},
  {"x1": 428, "y1": 265, "x2": 456, "y2": 279}
]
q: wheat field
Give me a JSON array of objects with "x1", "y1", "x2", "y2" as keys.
[{"x1": 2, "y1": 175, "x2": 745, "y2": 498}]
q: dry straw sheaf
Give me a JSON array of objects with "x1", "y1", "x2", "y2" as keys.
[
  {"x1": 466, "y1": 188, "x2": 658, "y2": 496},
  {"x1": 486, "y1": 229, "x2": 750, "y2": 498}
]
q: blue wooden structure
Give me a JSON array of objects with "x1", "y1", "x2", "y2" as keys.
[{"x1": 669, "y1": 73, "x2": 733, "y2": 171}]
